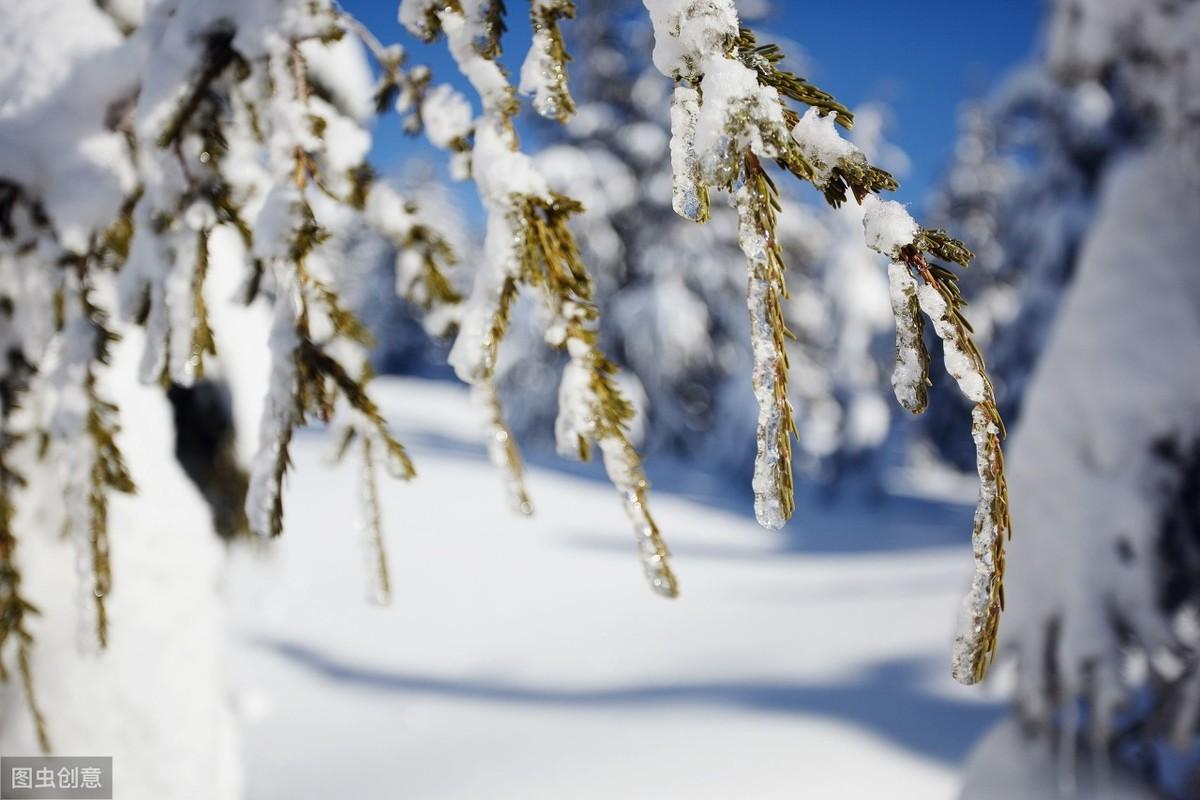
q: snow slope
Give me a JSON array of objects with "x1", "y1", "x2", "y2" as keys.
[{"x1": 228, "y1": 376, "x2": 1001, "y2": 799}]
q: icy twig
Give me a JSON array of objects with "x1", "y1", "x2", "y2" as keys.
[
  {"x1": 907, "y1": 250, "x2": 1010, "y2": 684},
  {"x1": 520, "y1": 194, "x2": 679, "y2": 595},
  {"x1": 519, "y1": 0, "x2": 577, "y2": 123},
  {"x1": 733, "y1": 154, "x2": 795, "y2": 530},
  {"x1": 669, "y1": 86, "x2": 709, "y2": 223},
  {"x1": 644, "y1": 0, "x2": 1012, "y2": 680},
  {"x1": 886, "y1": 261, "x2": 930, "y2": 414},
  {"x1": 0, "y1": 361, "x2": 49, "y2": 752},
  {"x1": 414, "y1": 4, "x2": 679, "y2": 595},
  {"x1": 359, "y1": 436, "x2": 391, "y2": 604},
  {"x1": 36, "y1": 260, "x2": 134, "y2": 662},
  {"x1": 473, "y1": 379, "x2": 534, "y2": 516}
]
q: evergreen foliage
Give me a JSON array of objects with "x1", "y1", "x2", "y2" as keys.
[{"x1": 0, "y1": 0, "x2": 1014, "y2": 751}]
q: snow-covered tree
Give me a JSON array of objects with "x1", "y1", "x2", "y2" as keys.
[
  {"x1": 0, "y1": 0, "x2": 457, "y2": 765},
  {"x1": 953, "y1": 0, "x2": 1200, "y2": 796},
  {"x1": 0, "y1": 0, "x2": 1015, "y2": 779},
  {"x1": 921, "y1": 59, "x2": 1138, "y2": 470}
]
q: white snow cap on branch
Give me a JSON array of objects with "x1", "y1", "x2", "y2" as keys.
[
  {"x1": 790, "y1": 107, "x2": 859, "y2": 187},
  {"x1": 554, "y1": 350, "x2": 595, "y2": 460},
  {"x1": 436, "y1": 6, "x2": 513, "y2": 116},
  {"x1": 647, "y1": 1, "x2": 794, "y2": 185},
  {"x1": 421, "y1": 84, "x2": 474, "y2": 149},
  {"x1": 397, "y1": 0, "x2": 442, "y2": 40},
  {"x1": 861, "y1": 195, "x2": 918, "y2": 260},
  {"x1": 694, "y1": 57, "x2": 789, "y2": 178},
  {"x1": 519, "y1": 0, "x2": 575, "y2": 120},
  {"x1": 642, "y1": 0, "x2": 739, "y2": 80},
  {"x1": 0, "y1": 1, "x2": 138, "y2": 253},
  {"x1": 246, "y1": 284, "x2": 301, "y2": 539},
  {"x1": 918, "y1": 283, "x2": 987, "y2": 404},
  {"x1": 363, "y1": 183, "x2": 419, "y2": 241}
]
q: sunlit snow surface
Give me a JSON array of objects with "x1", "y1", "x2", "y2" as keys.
[{"x1": 228, "y1": 377, "x2": 1002, "y2": 799}]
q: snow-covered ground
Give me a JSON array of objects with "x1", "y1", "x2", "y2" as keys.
[{"x1": 228, "y1": 376, "x2": 1003, "y2": 799}]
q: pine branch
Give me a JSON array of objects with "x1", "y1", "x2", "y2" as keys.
[
  {"x1": 76, "y1": 270, "x2": 135, "y2": 650},
  {"x1": 733, "y1": 153, "x2": 796, "y2": 529},
  {"x1": 900, "y1": 246, "x2": 1010, "y2": 683},
  {"x1": 887, "y1": 262, "x2": 931, "y2": 414},
  {"x1": 399, "y1": 0, "x2": 680, "y2": 594},
  {"x1": 735, "y1": 28, "x2": 852, "y2": 128},
  {"x1": 188, "y1": 228, "x2": 217, "y2": 379},
  {"x1": 156, "y1": 26, "x2": 241, "y2": 149},
  {"x1": 651, "y1": 10, "x2": 1012, "y2": 680},
  {"x1": 0, "y1": 355, "x2": 49, "y2": 752},
  {"x1": 465, "y1": 275, "x2": 534, "y2": 516},
  {"x1": 512, "y1": 193, "x2": 679, "y2": 595},
  {"x1": 358, "y1": 436, "x2": 391, "y2": 604},
  {"x1": 478, "y1": 0, "x2": 508, "y2": 59},
  {"x1": 524, "y1": 0, "x2": 577, "y2": 122}
]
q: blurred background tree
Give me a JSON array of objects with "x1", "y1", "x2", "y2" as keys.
[{"x1": 938, "y1": 1, "x2": 1200, "y2": 796}]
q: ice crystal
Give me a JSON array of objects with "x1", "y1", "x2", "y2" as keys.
[
  {"x1": 733, "y1": 159, "x2": 795, "y2": 530},
  {"x1": 669, "y1": 86, "x2": 709, "y2": 222}
]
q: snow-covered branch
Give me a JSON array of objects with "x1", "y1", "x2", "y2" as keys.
[
  {"x1": 643, "y1": 0, "x2": 1011, "y2": 682},
  {"x1": 398, "y1": 0, "x2": 680, "y2": 596}
]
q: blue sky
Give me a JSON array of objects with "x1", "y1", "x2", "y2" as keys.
[{"x1": 345, "y1": 0, "x2": 1043, "y2": 211}]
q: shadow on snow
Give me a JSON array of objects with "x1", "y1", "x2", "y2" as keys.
[{"x1": 258, "y1": 637, "x2": 1002, "y2": 767}]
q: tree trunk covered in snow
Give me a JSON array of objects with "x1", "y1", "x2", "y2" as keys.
[
  {"x1": 960, "y1": 0, "x2": 1200, "y2": 794},
  {"x1": 964, "y1": 139, "x2": 1200, "y2": 800},
  {"x1": 0, "y1": 330, "x2": 241, "y2": 800}
]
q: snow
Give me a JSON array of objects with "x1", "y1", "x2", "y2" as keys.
[
  {"x1": 693, "y1": 56, "x2": 788, "y2": 181},
  {"x1": 251, "y1": 183, "x2": 306, "y2": 264},
  {"x1": 0, "y1": 0, "x2": 138, "y2": 253},
  {"x1": 519, "y1": 0, "x2": 573, "y2": 121},
  {"x1": 0, "y1": 329, "x2": 240, "y2": 799},
  {"x1": 227, "y1": 375, "x2": 1003, "y2": 800},
  {"x1": 734, "y1": 178, "x2": 791, "y2": 531},
  {"x1": 204, "y1": 225, "x2": 273, "y2": 468},
  {"x1": 887, "y1": 262, "x2": 928, "y2": 414},
  {"x1": 245, "y1": 286, "x2": 301, "y2": 539},
  {"x1": 790, "y1": 107, "x2": 860, "y2": 187},
  {"x1": 959, "y1": 718, "x2": 1158, "y2": 800},
  {"x1": 861, "y1": 195, "x2": 918, "y2": 259},
  {"x1": 438, "y1": 8, "x2": 513, "y2": 118},
  {"x1": 363, "y1": 182, "x2": 418, "y2": 240},
  {"x1": 917, "y1": 284, "x2": 987, "y2": 405},
  {"x1": 420, "y1": 84, "x2": 474, "y2": 149},
  {"x1": 398, "y1": 0, "x2": 442, "y2": 41},
  {"x1": 1003, "y1": 143, "x2": 1200, "y2": 734},
  {"x1": 642, "y1": 0, "x2": 740, "y2": 80},
  {"x1": 309, "y1": 97, "x2": 373, "y2": 183},
  {"x1": 645, "y1": 1, "x2": 791, "y2": 191},
  {"x1": 299, "y1": 33, "x2": 375, "y2": 123},
  {"x1": 554, "y1": 355, "x2": 595, "y2": 460},
  {"x1": 669, "y1": 86, "x2": 707, "y2": 221}
]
